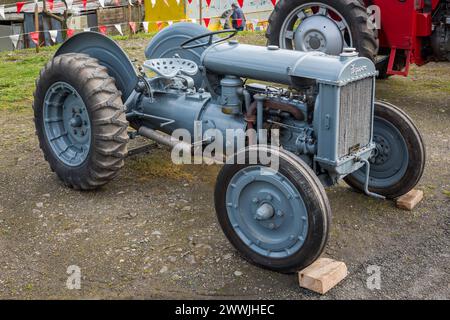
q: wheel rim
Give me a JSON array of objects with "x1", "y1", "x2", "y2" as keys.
[
  {"x1": 352, "y1": 117, "x2": 409, "y2": 188},
  {"x1": 226, "y1": 166, "x2": 309, "y2": 259},
  {"x1": 43, "y1": 82, "x2": 91, "y2": 167},
  {"x1": 279, "y1": 2, "x2": 352, "y2": 55}
]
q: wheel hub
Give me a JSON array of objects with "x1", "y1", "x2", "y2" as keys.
[
  {"x1": 226, "y1": 166, "x2": 309, "y2": 258},
  {"x1": 295, "y1": 15, "x2": 344, "y2": 55},
  {"x1": 43, "y1": 82, "x2": 91, "y2": 167}
]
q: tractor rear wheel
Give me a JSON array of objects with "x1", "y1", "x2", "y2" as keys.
[
  {"x1": 215, "y1": 146, "x2": 331, "y2": 273},
  {"x1": 33, "y1": 53, "x2": 129, "y2": 190},
  {"x1": 266, "y1": 0, "x2": 379, "y2": 61},
  {"x1": 344, "y1": 101, "x2": 426, "y2": 199}
]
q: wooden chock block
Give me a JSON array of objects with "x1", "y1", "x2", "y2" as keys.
[
  {"x1": 396, "y1": 189, "x2": 424, "y2": 211},
  {"x1": 298, "y1": 258, "x2": 348, "y2": 294}
]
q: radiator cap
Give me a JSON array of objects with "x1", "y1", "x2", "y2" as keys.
[{"x1": 340, "y1": 47, "x2": 359, "y2": 61}]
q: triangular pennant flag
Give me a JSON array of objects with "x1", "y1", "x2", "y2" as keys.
[
  {"x1": 142, "y1": 21, "x2": 149, "y2": 32},
  {"x1": 187, "y1": 0, "x2": 192, "y2": 4},
  {"x1": 66, "y1": 28, "x2": 74, "y2": 38},
  {"x1": 271, "y1": 0, "x2": 277, "y2": 6},
  {"x1": 114, "y1": 24, "x2": 123, "y2": 35},
  {"x1": 82, "y1": 0, "x2": 87, "y2": 9},
  {"x1": 176, "y1": 0, "x2": 180, "y2": 4},
  {"x1": 128, "y1": 0, "x2": 134, "y2": 6},
  {"x1": 99, "y1": 25, "x2": 107, "y2": 34},
  {"x1": 163, "y1": 0, "x2": 169, "y2": 6},
  {"x1": 237, "y1": 0, "x2": 244, "y2": 8},
  {"x1": 30, "y1": 31, "x2": 39, "y2": 45},
  {"x1": 191, "y1": 18, "x2": 197, "y2": 24},
  {"x1": 219, "y1": 18, "x2": 226, "y2": 27},
  {"x1": 156, "y1": 21, "x2": 163, "y2": 31},
  {"x1": 236, "y1": 18, "x2": 243, "y2": 27},
  {"x1": 83, "y1": 27, "x2": 90, "y2": 32},
  {"x1": 16, "y1": 2, "x2": 25, "y2": 13},
  {"x1": 168, "y1": 20, "x2": 173, "y2": 26},
  {"x1": 151, "y1": 0, "x2": 156, "y2": 7},
  {"x1": 0, "y1": 5, "x2": 5, "y2": 20},
  {"x1": 205, "y1": 0, "x2": 211, "y2": 7},
  {"x1": 47, "y1": 0, "x2": 54, "y2": 11},
  {"x1": 203, "y1": 17, "x2": 211, "y2": 28},
  {"x1": 9, "y1": 34, "x2": 20, "y2": 49},
  {"x1": 49, "y1": 29, "x2": 58, "y2": 43},
  {"x1": 129, "y1": 21, "x2": 137, "y2": 33},
  {"x1": 98, "y1": 0, "x2": 105, "y2": 8},
  {"x1": 65, "y1": 0, "x2": 73, "y2": 9}
]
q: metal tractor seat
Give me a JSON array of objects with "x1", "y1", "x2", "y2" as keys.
[{"x1": 143, "y1": 58, "x2": 199, "y2": 79}]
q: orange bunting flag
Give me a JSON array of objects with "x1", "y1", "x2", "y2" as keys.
[
  {"x1": 30, "y1": 32, "x2": 39, "y2": 45},
  {"x1": 129, "y1": 21, "x2": 137, "y2": 33},
  {"x1": 66, "y1": 28, "x2": 75, "y2": 38},
  {"x1": 99, "y1": 25, "x2": 107, "y2": 34},
  {"x1": 47, "y1": 0, "x2": 54, "y2": 11},
  {"x1": 237, "y1": 0, "x2": 244, "y2": 8},
  {"x1": 156, "y1": 21, "x2": 163, "y2": 31},
  {"x1": 16, "y1": 2, "x2": 25, "y2": 13},
  {"x1": 203, "y1": 17, "x2": 211, "y2": 28}
]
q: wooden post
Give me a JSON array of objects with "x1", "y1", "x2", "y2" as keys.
[
  {"x1": 128, "y1": 3, "x2": 132, "y2": 37},
  {"x1": 34, "y1": 1, "x2": 40, "y2": 53},
  {"x1": 199, "y1": 0, "x2": 202, "y2": 25}
]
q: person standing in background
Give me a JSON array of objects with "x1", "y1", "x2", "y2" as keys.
[{"x1": 231, "y1": 3, "x2": 246, "y2": 31}]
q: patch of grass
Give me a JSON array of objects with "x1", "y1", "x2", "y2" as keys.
[{"x1": 0, "y1": 46, "x2": 56, "y2": 112}]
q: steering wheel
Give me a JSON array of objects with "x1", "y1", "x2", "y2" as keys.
[{"x1": 180, "y1": 29, "x2": 238, "y2": 50}]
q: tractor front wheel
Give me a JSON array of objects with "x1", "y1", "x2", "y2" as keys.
[
  {"x1": 33, "y1": 53, "x2": 129, "y2": 190},
  {"x1": 344, "y1": 101, "x2": 426, "y2": 199},
  {"x1": 215, "y1": 146, "x2": 331, "y2": 273}
]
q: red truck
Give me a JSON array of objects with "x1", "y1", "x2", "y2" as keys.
[{"x1": 266, "y1": 0, "x2": 449, "y2": 77}]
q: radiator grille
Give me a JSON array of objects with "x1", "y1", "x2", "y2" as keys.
[{"x1": 338, "y1": 77, "x2": 373, "y2": 158}]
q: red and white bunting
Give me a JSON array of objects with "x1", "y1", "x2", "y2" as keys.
[
  {"x1": 128, "y1": 0, "x2": 133, "y2": 6},
  {"x1": 236, "y1": 18, "x2": 243, "y2": 27},
  {"x1": 191, "y1": 18, "x2": 197, "y2": 24},
  {"x1": 66, "y1": 28, "x2": 75, "y2": 38},
  {"x1": 47, "y1": 0, "x2": 54, "y2": 11},
  {"x1": 271, "y1": 0, "x2": 277, "y2": 6},
  {"x1": 129, "y1": 21, "x2": 137, "y2": 33},
  {"x1": 9, "y1": 34, "x2": 20, "y2": 49},
  {"x1": 237, "y1": 0, "x2": 244, "y2": 8},
  {"x1": 142, "y1": 21, "x2": 149, "y2": 33},
  {"x1": 219, "y1": 18, "x2": 226, "y2": 27},
  {"x1": 99, "y1": 25, "x2": 107, "y2": 34},
  {"x1": 49, "y1": 29, "x2": 58, "y2": 43},
  {"x1": 114, "y1": 24, "x2": 123, "y2": 35},
  {"x1": 83, "y1": 27, "x2": 90, "y2": 32},
  {"x1": 0, "y1": 5, "x2": 5, "y2": 20},
  {"x1": 16, "y1": 2, "x2": 25, "y2": 14},
  {"x1": 167, "y1": 20, "x2": 173, "y2": 26},
  {"x1": 98, "y1": 0, "x2": 105, "y2": 8},
  {"x1": 156, "y1": 21, "x2": 163, "y2": 31},
  {"x1": 82, "y1": 0, "x2": 87, "y2": 9},
  {"x1": 65, "y1": 0, "x2": 73, "y2": 10},
  {"x1": 203, "y1": 17, "x2": 211, "y2": 28},
  {"x1": 187, "y1": 0, "x2": 192, "y2": 4},
  {"x1": 30, "y1": 31, "x2": 39, "y2": 45},
  {"x1": 205, "y1": 0, "x2": 212, "y2": 7},
  {"x1": 176, "y1": 0, "x2": 180, "y2": 5},
  {"x1": 163, "y1": 0, "x2": 169, "y2": 6},
  {"x1": 151, "y1": 0, "x2": 156, "y2": 8}
]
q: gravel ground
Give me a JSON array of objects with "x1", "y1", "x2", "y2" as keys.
[{"x1": 0, "y1": 36, "x2": 449, "y2": 299}]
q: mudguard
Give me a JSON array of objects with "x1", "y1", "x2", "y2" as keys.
[{"x1": 55, "y1": 32, "x2": 137, "y2": 100}]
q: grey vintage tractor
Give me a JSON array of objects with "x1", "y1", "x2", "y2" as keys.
[{"x1": 33, "y1": 23, "x2": 425, "y2": 273}]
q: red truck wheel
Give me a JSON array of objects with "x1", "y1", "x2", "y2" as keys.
[{"x1": 266, "y1": 0, "x2": 378, "y2": 61}]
